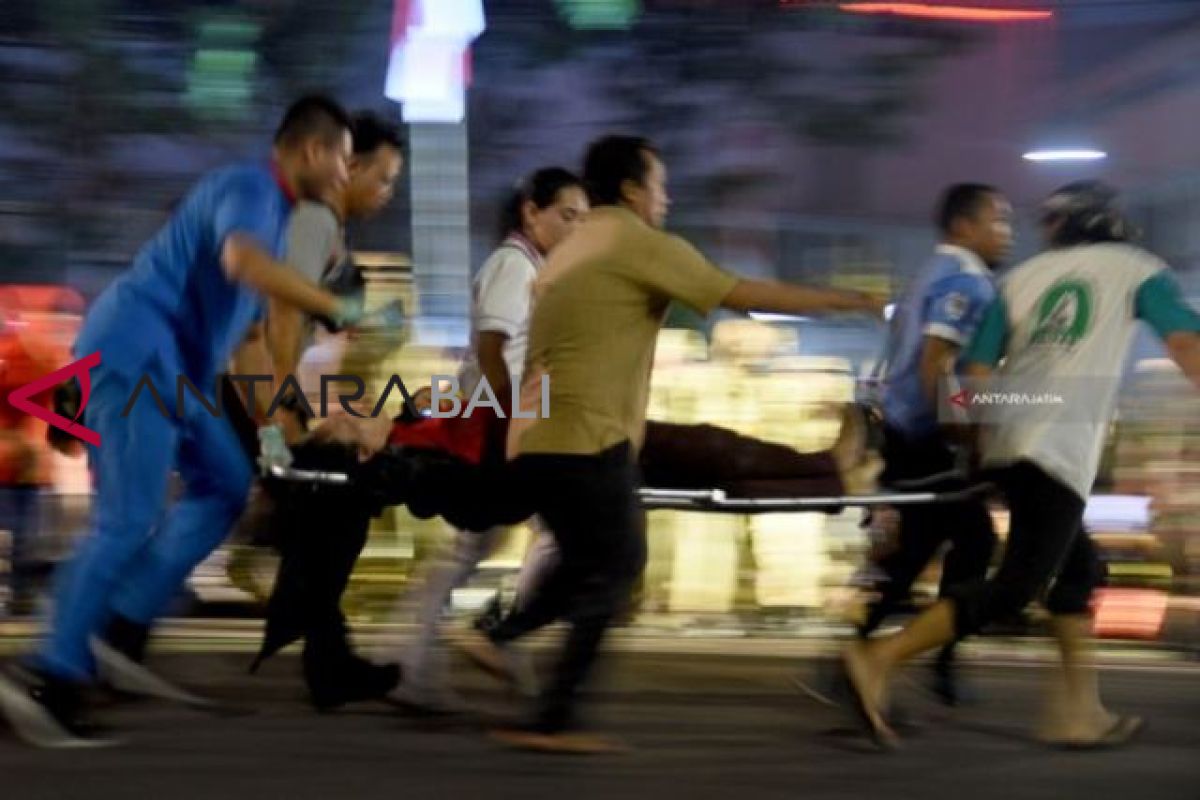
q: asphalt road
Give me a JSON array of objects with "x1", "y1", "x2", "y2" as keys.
[{"x1": 0, "y1": 645, "x2": 1196, "y2": 800}]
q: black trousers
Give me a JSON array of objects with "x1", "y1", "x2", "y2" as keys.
[
  {"x1": 862, "y1": 427, "x2": 997, "y2": 647},
  {"x1": 949, "y1": 460, "x2": 1105, "y2": 638},
  {"x1": 253, "y1": 441, "x2": 375, "y2": 679},
  {"x1": 641, "y1": 421, "x2": 843, "y2": 498},
  {"x1": 488, "y1": 441, "x2": 647, "y2": 733}
]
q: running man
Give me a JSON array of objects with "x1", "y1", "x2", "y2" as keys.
[
  {"x1": 456, "y1": 134, "x2": 887, "y2": 753},
  {"x1": 248, "y1": 110, "x2": 407, "y2": 711},
  {"x1": 843, "y1": 181, "x2": 1200, "y2": 750},
  {"x1": 0, "y1": 95, "x2": 367, "y2": 748},
  {"x1": 860, "y1": 184, "x2": 1011, "y2": 705}
]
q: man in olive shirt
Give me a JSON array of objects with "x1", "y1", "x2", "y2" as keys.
[{"x1": 461, "y1": 135, "x2": 885, "y2": 753}]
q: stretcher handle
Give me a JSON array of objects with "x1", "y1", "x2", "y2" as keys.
[{"x1": 266, "y1": 464, "x2": 352, "y2": 485}]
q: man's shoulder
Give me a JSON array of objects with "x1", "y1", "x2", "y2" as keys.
[
  {"x1": 1004, "y1": 243, "x2": 1163, "y2": 288},
  {"x1": 481, "y1": 243, "x2": 538, "y2": 280},
  {"x1": 197, "y1": 162, "x2": 283, "y2": 214},
  {"x1": 207, "y1": 161, "x2": 272, "y2": 189},
  {"x1": 924, "y1": 256, "x2": 995, "y2": 300},
  {"x1": 289, "y1": 200, "x2": 340, "y2": 230},
  {"x1": 1091, "y1": 242, "x2": 1166, "y2": 275}
]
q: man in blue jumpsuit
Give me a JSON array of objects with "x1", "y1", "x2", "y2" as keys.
[{"x1": 0, "y1": 95, "x2": 367, "y2": 748}]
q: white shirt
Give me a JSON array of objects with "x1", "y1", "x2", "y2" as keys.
[
  {"x1": 978, "y1": 243, "x2": 1169, "y2": 499},
  {"x1": 457, "y1": 233, "x2": 542, "y2": 397}
]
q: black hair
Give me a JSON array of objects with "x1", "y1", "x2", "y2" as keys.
[
  {"x1": 1040, "y1": 180, "x2": 1135, "y2": 247},
  {"x1": 498, "y1": 167, "x2": 584, "y2": 242},
  {"x1": 582, "y1": 135, "x2": 659, "y2": 207},
  {"x1": 351, "y1": 111, "x2": 405, "y2": 158},
  {"x1": 936, "y1": 183, "x2": 1000, "y2": 235},
  {"x1": 274, "y1": 94, "x2": 353, "y2": 149}
]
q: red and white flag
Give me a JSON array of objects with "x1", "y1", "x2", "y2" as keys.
[{"x1": 385, "y1": 0, "x2": 485, "y2": 123}]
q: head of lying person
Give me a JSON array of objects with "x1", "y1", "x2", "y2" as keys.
[
  {"x1": 499, "y1": 166, "x2": 588, "y2": 255},
  {"x1": 582, "y1": 135, "x2": 669, "y2": 229}
]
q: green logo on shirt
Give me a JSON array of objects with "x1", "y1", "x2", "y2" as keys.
[{"x1": 1031, "y1": 280, "x2": 1093, "y2": 347}]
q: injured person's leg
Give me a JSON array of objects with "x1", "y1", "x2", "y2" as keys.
[{"x1": 640, "y1": 404, "x2": 882, "y2": 498}]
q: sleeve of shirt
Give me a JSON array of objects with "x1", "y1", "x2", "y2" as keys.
[
  {"x1": 1135, "y1": 270, "x2": 1200, "y2": 339},
  {"x1": 475, "y1": 249, "x2": 536, "y2": 339},
  {"x1": 638, "y1": 233, "x2": 739, "y2": 315},
  {"x1": 212, "y1": 174, "x2": 278, "y2": 253},
  {"x1": 283, "y1": 202, "x2": 339, "y2": 283},
  {"x1": 961, "y1": 295, "x2": 1010, "y2": 368},
  {"x1": 923, "y1": 272, "x2": 995, "y2": 346}
]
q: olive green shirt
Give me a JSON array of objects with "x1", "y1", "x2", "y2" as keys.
[{"x1": 512, "y1": 206, "x2": 738, "y2": 457}]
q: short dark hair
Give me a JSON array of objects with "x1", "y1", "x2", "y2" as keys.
[
  {"x1": 936, "y1": 183, "x2": 999, "y2": 235},
  {"x1": 351, "y1": 111, "x2": 405, "y2": 158},
  {"x1": 582, "y1": 135, "x2": 659, "y2": 207},
  {"x1": 499, "y1": 167, "x2": 584, "y2": 242},
  {"x1": 274, "y1": 94, "x2": 352, "y2": 148}
]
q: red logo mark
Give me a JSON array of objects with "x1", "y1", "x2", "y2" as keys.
[
  {"x1": 950, "y1": 390, "x2": 970, "y2": 408},
  {"x1": 6, "y1": 351, "x2": 101, "y2": 447}
]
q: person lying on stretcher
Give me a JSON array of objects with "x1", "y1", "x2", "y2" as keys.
[
  {"x1": 305, "y1": 383, "x2": 884, "y2": 502},
  {"x1": 250, "y1": 385, "x2": 882, "y2": 711}
]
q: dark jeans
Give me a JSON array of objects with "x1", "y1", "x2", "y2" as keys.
[
  {"x1": 949, "y1": 460, "x2": 1105, "y2": 638},
  {"x1": 488, "y1": 441, "x2": 647, "y2": 733},
  {"x1": 862, "y1": 427, "x2": 997, "y2": 659},
  {"x1": 253, "y1": 442, "x2": 374, "y2": 680},
  {"x1": 642, "y1": 421, "x2": 843, "y2": 497},
  {"x1": 1, "y1": 485, "x2": 40, "y2": 608}
]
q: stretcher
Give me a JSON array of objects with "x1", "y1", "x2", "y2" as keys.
[
  {"x1": 637, "y1": 482, "x2": 990, "y2": 513},
  {"x1": 266, "y1": 464, "x2": 992, "y2": 515}
]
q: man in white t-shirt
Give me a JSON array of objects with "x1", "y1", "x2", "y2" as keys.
[{"x1": 843, "y1": 181, "x2": 1200, "y2": 750}]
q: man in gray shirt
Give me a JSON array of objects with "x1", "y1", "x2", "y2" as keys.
[
  {"x1": 273, "y1": 111, "x2": 405, "y2": 387},
  {"x1": 243, "y1": 111, "x2": 406, "y2": 711}
]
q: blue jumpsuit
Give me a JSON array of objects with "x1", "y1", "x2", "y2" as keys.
[{"x1": 38, "y1": 163, "x2": 293, "y2": 681}]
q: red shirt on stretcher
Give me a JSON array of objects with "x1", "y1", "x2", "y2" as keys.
[
  {"x1": 307, "y1": 384, "x2": 878, "y2": 499},
  {"x1": 305, "y1": 384, "x2": 504, "y2": 466}
]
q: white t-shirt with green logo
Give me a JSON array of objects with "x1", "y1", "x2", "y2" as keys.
[{"x1": 964, "y1": 242, "x2": 1200, "y2": 499}]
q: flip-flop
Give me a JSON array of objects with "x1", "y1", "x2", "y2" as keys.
[
  {"x1": 1047, "y1": 715, "x2": 1145, "y2": 751},
  {"x1": 792, "y1": 667, "x2": 925, "y2": 736}
]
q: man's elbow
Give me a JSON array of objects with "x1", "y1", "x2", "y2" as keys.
[
  {"x1": 962, "y1": 362, "x2": 994, "y2": 380},
  {"x1": 220, "y1": 239, "x2": 246, "y2": 281},
  {"x1": 220, "y1": 234, "x2": 262, "y2": 283},
  {"x1": 1165, "y1": 331, "x2": 1200, "y2": 388},
  {"x1": 242, "y1": 322, "x2": 265, "y2": 344},
  {"x1": 719, "y1": 280, "x2": 757, "y2": 313}
]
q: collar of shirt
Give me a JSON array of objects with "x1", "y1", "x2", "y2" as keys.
[
  {"x1": 504, "y1": 231, "x2": 544, "y2": 270},
  {"x1": 269, "y1": 161, "x2": 299, "y2": 206},
  {"x1": 592, "y1": 204, "x2": 642, "y2": 224},
  {"x1": 936, "y1": 243, "x2": 989, "y2": 276}
]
